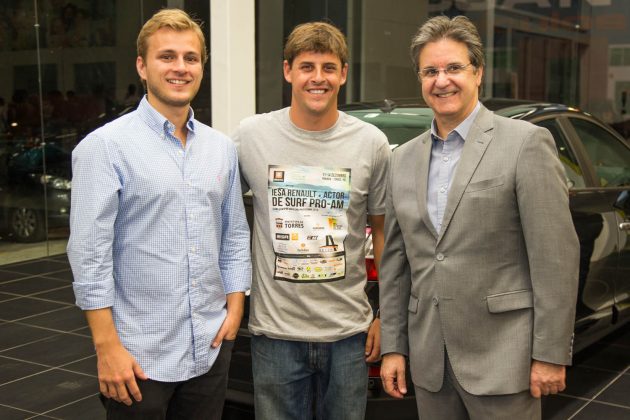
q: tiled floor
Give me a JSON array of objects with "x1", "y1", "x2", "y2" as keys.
[{"x1": 0, "y1": 255, "x2": 628, "y2": 419}]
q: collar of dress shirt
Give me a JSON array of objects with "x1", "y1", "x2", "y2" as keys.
[
  {"x1": 137, "y1": 95, "x2": 196, "y2": 138},
  {"x1": 430, "y1": 101, "x2": 481, "y2": 141}
]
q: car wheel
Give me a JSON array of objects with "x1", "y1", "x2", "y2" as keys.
[{"x1": 9, "y1": 207, "x2": 45, "y2": 243}]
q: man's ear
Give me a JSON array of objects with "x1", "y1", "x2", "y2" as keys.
[
  {"x1": 283, "y1": 60, "x2": 292, "y2": 84},
  {"x1": 340, "y1": 62, "x2": 348, "y2": 86},
  {"x1": 136, "y1": 56, "x2": 147, "y2": 82}
]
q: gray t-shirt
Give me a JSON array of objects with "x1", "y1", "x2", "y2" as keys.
[{"x1": 233, "y1": 108, "x2": 390, "y2": 342}]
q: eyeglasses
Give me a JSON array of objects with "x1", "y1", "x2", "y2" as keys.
[{"x1": 418, "y1": 63, "x2": 473, "y2": 79}]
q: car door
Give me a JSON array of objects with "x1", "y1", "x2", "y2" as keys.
[
  {"x1": 531, "y1": 115, "x2": 619, "y2": 351},
  {"x1": 563, "y1": 116, "x2": 630, "y2": 328}
]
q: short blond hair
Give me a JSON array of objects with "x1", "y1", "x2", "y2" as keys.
[
  {"x1": 137, "y1": 8, "x2": 208, "y2": 65},
  {"x1": 284, "y1": 22, "x2": 348, "y2": 67}
]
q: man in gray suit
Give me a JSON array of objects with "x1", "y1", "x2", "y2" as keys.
[{"x1": 378, "y1": 15, "x2": 579, "y2": 419}]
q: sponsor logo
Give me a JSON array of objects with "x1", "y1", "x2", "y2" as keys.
[
  {"x1": 284, "y1": 220, "x2": 304, "y2": 228},
  {"x1": 273, "y1": 170, "x2": 285, "y2": 182},
  {"x1": 291, "y1": 233, "x2": 299, "y2": 240},
  {"x1": 307, "y1": 235, "x2": 319, "y2": 240},
  {"x1": 276, "y1": 233, "x2": 290, "y2": 240}
]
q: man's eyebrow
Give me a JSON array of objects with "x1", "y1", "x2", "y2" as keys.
[
  {"x1": 155, "y1": 48, "x2": 200, "y2": 55},
  {"x1": 296, "y1": 61, "x2": 338, "y2": 67}
]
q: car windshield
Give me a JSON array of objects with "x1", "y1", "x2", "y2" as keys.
[{"x1": 346, "y1": 108, "x2": 433, "y2": 148}]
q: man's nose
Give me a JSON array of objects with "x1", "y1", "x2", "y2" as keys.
[
  {"x1": 312, "y1": 66, "x2": 325, "y2": 82},
  {"x1": 434, "y1": 70, "x2": 450, "y2": 86},
  {"x1": 173, "y1": 56, "x2": 187, "y2": 71}
]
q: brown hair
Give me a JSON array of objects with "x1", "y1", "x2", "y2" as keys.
[
  {"x1": 137, "y1": 8, "x2": 208, "y2": 65},
  {"x1": 284, "y1": 22, "x2": 348, "y2": 67},
  {"x1": 410, "y1": 15, "x2": 484, "y2": 73}
]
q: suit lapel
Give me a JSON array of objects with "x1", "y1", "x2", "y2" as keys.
[
  {"x1": 415, "y1": 132, "x2": 438, "y2": 239},
  {"x1": 437, "y1": 106, "x2": 494, "y2": 244}
]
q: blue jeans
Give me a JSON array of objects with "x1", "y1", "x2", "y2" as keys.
[{"x1": 251, "y1": 333, "x2": 368, "y2": 420}]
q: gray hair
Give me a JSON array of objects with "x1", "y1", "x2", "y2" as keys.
[{"x1": 410, "y1": 15, "x2": 484, "y2": 73}]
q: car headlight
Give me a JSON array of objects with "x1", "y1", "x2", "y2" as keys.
[{"x1": 40, "y1": 174, "x2": 72, "y2": 190}]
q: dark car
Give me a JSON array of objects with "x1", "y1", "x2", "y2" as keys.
[
  {"x1": 223, "y1": 100, "x2": 630, "y2": 419},
  {"x1": 0, "y1": 105, "x2": 135, "y2": 243},
  {"x1": 0, "y1": 140, "x2": 72, "y2": 242}
]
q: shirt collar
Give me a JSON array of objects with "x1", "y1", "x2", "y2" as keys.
[
  {"x1": 430, "y1": 101, "x2": 481, "y2": 141},
  {"x1": 137, "y1": 95, "x2": 196, "y2": 137}
]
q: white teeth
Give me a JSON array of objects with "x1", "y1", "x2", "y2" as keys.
[
  {"x1": 168, "y1": 79, "x2": 187, "y2": 85},
  {"x1": 309, "y1": 89, "x2": 325, "y2": 94},
  {"x1": 436, "y1": 92, "x2": 455, "y2": 98}
]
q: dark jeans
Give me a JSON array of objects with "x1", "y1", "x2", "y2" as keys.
[
  {"x1": 101, "y1": 340, "x2": 234, "y2": 420},
  {"x1": 251, "y1": 333, "x2": 368, "y2": 420}
]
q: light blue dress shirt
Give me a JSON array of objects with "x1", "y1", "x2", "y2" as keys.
[
  {"x1": 427, "y1": 102, "x2": 481, "y2": 233},
  {"x1": 68, "y1": 96, "x2": 251, "y2": 382}
]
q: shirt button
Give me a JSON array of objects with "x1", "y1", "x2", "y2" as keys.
[
  {"x1": 442, "y1": 156, "x2": 449, "y2": 162},
  {"x1": 436, "y1": 253, "x2": 445, "y2": 261},
  {"x1": 190, "y1": 246, "x2": 196, "y2": 253},
  {"x1": 432, "y1": 297, "x2": 439, "y2": 306},
  {"x1": 179, "y1": 150, "x2": 184, "y2": 156},
  {"x1": 439, "y1": 187, "x2": 446, "y2": 193}
]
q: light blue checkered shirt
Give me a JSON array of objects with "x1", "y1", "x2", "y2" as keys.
[
  {"x1": 428, "y1": 102, "x2": 481, "y2": 232},
  {"x1": 68, "y1": 96, "x2": 251, "y2": 382}
]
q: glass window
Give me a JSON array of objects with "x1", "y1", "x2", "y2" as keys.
[
  {"x1": 536, "y1": 119, "x2": 585, "y2": 189},
  {"x1": 570, "y1": 118, "x2": 630, "y2": 187},
  {"x1": 610, "y1": 47, "x2": 623, "y2": 66},
  {"x1": 0, "y1": 0, "x2": 210, "y2": 265}
]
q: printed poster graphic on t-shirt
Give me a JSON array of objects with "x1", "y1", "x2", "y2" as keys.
[{"x1": 268, "y1": 165, "x2": 350, "y2": 283}]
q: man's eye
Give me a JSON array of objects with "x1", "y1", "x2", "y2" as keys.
[
  {"x1": 301, "y1": 65, "x2": 313, "y2": 71},
  {"x1": 161, "y1": 55, "x2": 173, "y2": 60},
  {"x1": 447, "y1": 64, "x2": 463, "y2": 72},
  {"x1": 324, "y1": 65, "x2": 337, "y2": 72},
  {"x1": 424, "y1": 68, "x2": 438, "y2": 77},
  {"x1": 186, "y1": 56, "x2": 199, "y2": 63}
]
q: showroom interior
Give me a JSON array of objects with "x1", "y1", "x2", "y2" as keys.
[{"x1": 0, "y1": 0, "x2": 628, "y2": 419}]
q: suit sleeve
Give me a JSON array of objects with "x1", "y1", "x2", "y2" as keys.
[
  {"x1": 515, "y1": 126, "x2": 580, "y2": 366},
  {"x1": 379, "y1": 150, "x2": 412, "y2": 357}
]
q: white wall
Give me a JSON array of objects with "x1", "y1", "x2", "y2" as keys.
[{"x1": 210, "y1": 0, "x2": 256, "y2": 135}]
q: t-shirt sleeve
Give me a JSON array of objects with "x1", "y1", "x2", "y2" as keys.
[
  {"x1": 367, "y1": 132, "x2": 391, "y2": 215},
  {"x1": 231, "y1": 124, "x2": 251, "y2": 194}
]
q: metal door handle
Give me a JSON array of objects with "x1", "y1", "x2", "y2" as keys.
[{"x1": 620, "y1": 221, "x2": 630, "y2": 231}]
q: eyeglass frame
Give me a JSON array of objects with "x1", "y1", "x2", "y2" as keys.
[{"x1": 417, "y1": 62, "x2": 475, "y2": 80}]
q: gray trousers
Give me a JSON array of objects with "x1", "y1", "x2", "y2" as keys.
[{"x1": 414, "y1": 353, "x2": 541, "y2": 420}]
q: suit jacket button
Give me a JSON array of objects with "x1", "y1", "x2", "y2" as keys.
[
  {"x1": 432, "y1": 297, "x2": 439, "y2": 306},
  {"x1": 436, "y1": 253, "x2": 445, "y2": 261}
]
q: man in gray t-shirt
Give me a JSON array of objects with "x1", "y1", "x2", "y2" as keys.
[{"x1": 233, "y1": 22, "x2": 390, "y2": 420}]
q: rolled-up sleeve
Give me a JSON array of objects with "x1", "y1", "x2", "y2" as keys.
[
  {"x1": 219, "y1": 144, "x2": 251, "y2": 294},
  {"x1": 67, "y1": 134, "x2": 121, "y2": 310}
]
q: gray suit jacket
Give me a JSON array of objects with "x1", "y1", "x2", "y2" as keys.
[{"x1": 379, "y1": 105, "x2": 580, "y2": 396}]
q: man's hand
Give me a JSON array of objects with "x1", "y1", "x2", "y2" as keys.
[
  {"x1": 212, "y1": 292, "x2": 245, "y2": 348},
  {"x1": 85, "y1": 308, "x2": 147, "y2": 406},
  {"x1": 365, "y1": 318, "x2": 381, "y2": 362},
  {"x1": 96, "y1": 342, "x2": 147, "y2": 406},
  {"x1": 381, "y1": 353, "x2": 407, "y2": 399},
  {"x1": 530, "y1": 360, "x2": 566, "y2": 398}
]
